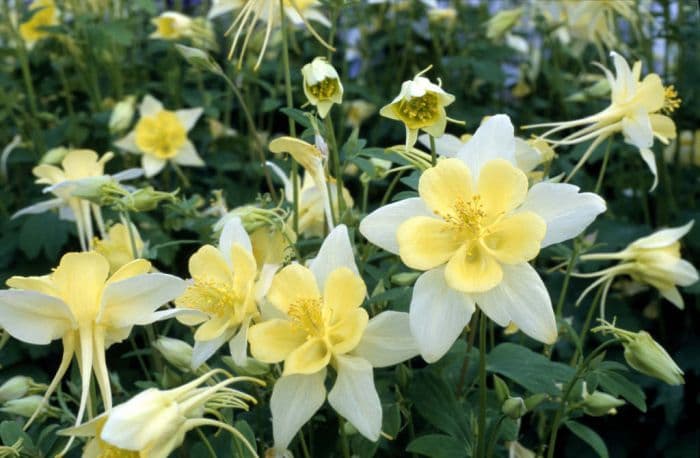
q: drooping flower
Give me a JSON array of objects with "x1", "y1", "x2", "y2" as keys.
[
  {"x1": 18, "y1": 0, "x2": 58, "y2": 49},
  {"x1": 94, "y1": 222, "x2": 145, "y2": 274},
  {"x1": 301, "y1": 57, "x2": 343, "y2": 119},
  {"x1": 380, "y1": 68, "x2": 455, "y2": 150},
  {"x1": 62, "y1": 370, "x2": 261, "y2": 458},
  {"x1": 577, "y1": 221, "x2": 698, "y2": 310},
  {"x1": 525, "y1": 52, "x2": 679, "y2": 190},
  {"x1": 108, "y1": 95, "x2": 137, "y2": 134},
  {"x1": 0, "y1": 252, "x2": 189, "y2": 433},
  {"x1": 150, "y1": 11, "x2": 194, "y2": 40},
  {"x1": 115, "y1": 95, "x2": 204, "y2": 177},
  {"x1": 248, "y1": 225, "x2": 419, "y2": 451},
  {"x1": 175, "y1": 217, "x2": 271, "y2": 369},
  {"x1": 12, "y1": 149, "x2": 142, "y2": 251},
  {"x1": 360, "y1": 114, "x2": 607, "y2": 362}
]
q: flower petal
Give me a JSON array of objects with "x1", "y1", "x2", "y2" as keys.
[
  {"x1": 139, "y1": 95, "x2": 163, "y2": 117},
  {"x1": 309, "y1": 225, "x2": 359, "y2": 289},
  {"x1": 328, "y1": 308, "x2": 369, "y2": 354},
  {"x1": 354, "y1": 311, "x2": 419, "y2": 367},
  {"x1": 630, "y1": 221, "x2": 694, "y2": 250},
  {"x1": 267, "y1": 264, "x2": 320, "y2": 314},
  {"x1": 191, "y1": 328, "x2": 235, "y2": 369},
  {"x1": 189, "y1": 245, "x2": 232, "y2": 284},
  {"x1": 328, "y1": 354, "x2": 381, "y2": 442},
  {"x1": 397, "y1": 216, "x2": 462, "y2": 270},
  {"x1": 456, "y1": 114, "x2": 516, "y2": 179},
  {"x1": 483, "y1": 212, "x2": 546, "y2": 264},
  {"x1": 473, "y1": 263, "x2": 557, "y2": 344},
  {"x1": 218, "y1": 217, "x2": 253, "y2": 264},
  {"x1": 174, "y1": 140, "x2": 205, "y2": 167},
  {"x1": 0, "y1": 291, "x2": 74, "y2": 345},
  {"x1": 270, "y1": 370, "x2": 327, "y2": 450},
  {"x1": 445, "y1": 243, "x2": 503, "y2": 293},
  {"x1": 639, "y1": 147, "x2": 658, "y2": 191},
  {"x1": 409, "y1": 268, "x2": 475, "y2": 363},
  {"x1": 359, "y1": 197, "x2": 432, "y2": 254},
  {"x1": 418, "y1": 158, "x2": 473, "y2": 216},
  {"x1": 477, "y1": 159, "x2": 528, "y2": 217},
  {"x1": 323, "y1": 267, "x2": 366, "y2": 318},
  {"x1": 284, "y1": 338, "x2": 332, "y2": 376},
  {"x1": 517, "y1": 182, "x2": 606, "y2": 248},
  {"x1": 142, "y1": 155, "x2": 167, "y2": 177},
  {"x1": 114, "y1": 131, "x2": 141, "y2": 154},
  {"x1": 175, "y1": 107, "x2": 203, "y2": 131},
  {"x1": 248, "y1": 319, "x2": 305, "y2": 363},
  {"x1": 622, "y1": 107, "x2": 653, "y2": 149}
]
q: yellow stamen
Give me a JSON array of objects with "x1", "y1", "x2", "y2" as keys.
[
  {"x1": 134, "y1": 110, "x2": 187, "y2": 159},
  {"x1": 397, "y1": 92, "x2": 438, "y2": 126},
  {"x1": 444, "y1": 195, "x2": 487, "y2": 238},
  {"x1": 179, "y1": 279, "x2": 241, "y2": 318},
  {"x1": 662, "y1": 85, "x2": 681, "y2": 114},
  {"x1": 287, "y1": 298, "x2": 325, "y2": 338},
  {"x1": 306, "y1": 78, "x2": 340, "y2": 101}
]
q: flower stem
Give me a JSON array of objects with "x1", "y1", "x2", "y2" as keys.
[
  {"x1": 280, "y1": 0, "x2": 299, "y2": 234},
  {"x1": 429, "y1": 135, "x2": 437, "y2": 166},
  {"x1": 485, "y1": 415, "x2": 506, "y2": 458},
  {"x1": 594, "y1": 137, "x2": 612, "y2": 194},
  {"x1": 555, "y1": 241, "x2": 580, "y2": 317},
  {"x1": 324, "y1": 114, "x2": 346, "y2": 221},
  {"x1": 339, "y1": 416, "x2": 351, "y2": 458},
  {"x1": 476, "y1": 311, "x2": 488, "y2": 458}
]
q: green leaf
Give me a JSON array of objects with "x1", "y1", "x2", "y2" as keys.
[
  {"x1": 406, "y1": 434, "x2": 471, "y2": 458},
  {"x1": 19, "y1": 212, "x2": 71, "y2": 260},
  {"x1": 279, "y1": 108, "x2": 312, "y2": 129},
  {"x1": 409, "y1": 372, "x2": 470, "y2": 441},
  {"x1": 564, "y1": 420, "x2": 609, "y2": 458},
  {"x1": 487, "y1": 343, "x2": 575, "y2": 395},
  {"x1": 595, "y1": 370, "x2": 646, "y2": 412}
]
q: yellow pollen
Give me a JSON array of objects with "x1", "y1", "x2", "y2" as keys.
[
  {"x1": 179, "y1": 278, "x2": 241, "y2": 318},
  {"x1": 662, "y1": 85, "x2": 681, "y2": 114},
  {"x1": 134, "y1": 110, "x2": 187, "y2": 159},
  {"x1": 97, "y1": 442, "x2": 140, "y2": 458},
  {"x1": 444, "y1": 195, "x2": 487, "y2": 238},
  {"x1": 397, "y1": 92, "x2": 438, "y2": 126},
  {"x1": 287, "y1": 297, "x2": 325, "y2": 338},
  {"x1": 307, "y1": 78, "x2": 340, "y2": 101}
]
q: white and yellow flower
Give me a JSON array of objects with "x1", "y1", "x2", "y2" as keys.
[
  {"x1": 94, "y1": 222, "x2": 145, "y2": 274},
  {"x1": 248, "y1": 225, "x2": 418, "y2": 450},
  {"x1": 380, "y1": 69, "x2": 455, "y2": 150},
  {"x1": 175, "y1": 217, "x2": 271, "y2": 369},
  {"x1": 526, "y1": 52, "x2": 679, "y2": 190},
  {"x1": 150, "y1": 11, "x2": 194, "y2": 40},
  {"x1": 360, "y1": 115, "x2": 606, "y2": 362},
  {"x1": 115, "y1": 95, "x2": 204, "y2": 177},
  {"x1": 18, "y1": 0, "x2": 58, "y2": 49},
  {"x1": 301, "y1": 57, "x2": 343, "y2": 119},
  {"x1": 0, "y1": 251, "x2": 188, "y2": 434}
]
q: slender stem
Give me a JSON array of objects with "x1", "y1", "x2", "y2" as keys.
[
  {"x1": 476, "y1": 311, "x2": 488, "y2": 458},
  {"x1": 171, "y1": 162, "x2": 192, "y2": 188},
  {"x1": 121, "y1": 211, "x2": 140, "y2": 259},
  {"x1": 456, "y1": 312, "x2": 478, "y2": 396},
  {"x1": 196, "y1": 428, "x2": 218, "y2": 458},
  {"x1": 339, "y1": 416, "x2": 351, "y2": 458},
  {"x1": 324, "y1": 114, "x2": 346, "y2": 221},
  {"x1": 555, "y1": 242, "x2": 580, "y2": 317},
  {"x1": 485, "y1": 415, "x2": 506, "y2": 458},
  {"x1": 429, "y1": 135, "x2": 437, "y2": 166},
  {"x1": 594, "y1": 137, "x2": 612, "y2": 194},
  {"x1": 299, "y1": 428, "x2": 312, "y2": 458},
  {"x1": 569, "y1": 286, "x2": 604, "y2": 366}
]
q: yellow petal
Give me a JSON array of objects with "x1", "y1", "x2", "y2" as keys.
[
  {"x1": 477, "y1": 159, "x2": 528, "y2": 219},
  {"x1": 328, "y1": 308, "x2": 369, "y2": 355},
  {"x1": 418, "y1": 158, "x2": 473, "y2": 216},
  {"x1": 231, "y1": 244, "x2": 257, "y2": 294},
  {"x1": 323, "y1": 267, "x2": 366, "y2": 319},
  {"x1": 267, "y1": 264, "x2": 320, "y2": 314},
  {"x1": 189, "y1": 245, "x2": 232, "y2": 284},
  {"x1": 283, "y1": 338, "x2": 332, "y2": 376},
  {"x1": 397, "y1": 216, "x2": 462, "y2": 270},
  {"x1": 32, "y1": 164, "x2": 64, "y2": 184},
  {"x1": 6, "y1": 275, "x2": 56, "y2": 296},
  {"x1": 108, "y1": 259, "x2": 152, "y2": 284},
  {"x1": 248, "y1": 319, "x2": 306, "y2": 363},
  {"x1": 445, "y1": 243, "x2": 503, "y2": 293},
  {"x1": 51, "y1": 252, "x2": 110, "y2": 318},
  {"x1": 61, "y1": 149, "x2": 102, "y2": 179},
  {"x1": 483, "y1": 212, "x2": 546, "y2": 264},
  {"x1": 269, "y1": 137, "x2": 324, "y2": 181},
  {"x1": 636, "y1": 74, "x2": 665, "y2": 113},
  {"x1": 194, "y1": 316, "x2": 230, "y2": 341},
  {"x1": 650, "y1": 114, "x2": 677, "y2": 141}
]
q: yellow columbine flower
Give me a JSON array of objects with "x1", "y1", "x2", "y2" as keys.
[
  {"x1": 62, "y1": 370, "x2": 260, "y2": 458},
  {"x1": 380, "y1": 69, "x2": 455, "y2": 149},
  {"x1": 526, "y1": 52, "x2": 679, "y2": 190},
  {"x1": 578, "y1": 221, "x2": 698, "y2": 310},
  {"x1": 248, "y1": 225, "x2": 418, "y2": 451},
  {"x1": 150, "y1": 11, "x2": 193, "y2": 40},
  {"x1": 301, "y1": 57, "x2": 343, "y2": 119},
  {"x1": 345, "y1": 100, "x2": 376, "y2": 129},
  {"x1": 175, "y1": 217, "x2": 267, "y2": 369},
  {"x1": 12, "y1": 149, "x2": 142, "y2": 251},
  {"x1": 94, "y1": 223, "x2": 145, "y2": 274},
  {"x1": 361, "y1": 115, "x2": 607, "y2": 362},
  {"x1": 18, "y1": 0, "x2": 58, "y2": 49},
  {"x1": 0, "y1": 252, "x2": 187, "y2": 435},
  {"x1": 115, "y1": 95, "x2": 204, "y2": 177}
]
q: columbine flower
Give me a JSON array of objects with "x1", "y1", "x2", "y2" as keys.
[
  {"x1": 526, "y1": 52, "x2": 679, "y2": 190},
  {"x1": 0, "y1": 252, "x2": 188, "y2": 433},
  {"x1": 226, "y1": 0, "x2": 332, "y2": 70},
  {"x1": 12, "y1": 149, "x2": 142, "y2": 251},
  {"x1": 18, "y1": 0, "x2": 58, "y2": 49},
  {"x1": 94, "y1": 222, "x2": 145, "y2": 274},
  {"x1": 248, "y1": 225, "x2": 418, "y2": 450},
  {"x1": 115, "y1": 95, "x2": 204, "y2": 177},
  {"x1": 108, "y1": 95, "x2": 137, "y2": 134},
  {"x1": 175, "y1": 217, "x2": 270, "y2": 369},
  {"x1": 301, "y1": 57, "x2": 343, "y2": 119},
  {"x1": 360, "y1": 115, "x2": 606, "y2": 362},
  {"x1": 577, "y1": 221, "x2": 698, "y2": 309},
  {"x1": 345, "y1": 100, "x2": 376, "y2": 129},
  {"x1": 150, "y1": 11, "x2": 193, "y2": 40},
  {"x1": 63, "y1": 370, "x2": 261, "y2": 458},
  {"x1": 380, "y1": 68, "x2": 455, "y2": 150}
]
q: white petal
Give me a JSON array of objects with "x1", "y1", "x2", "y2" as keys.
[
  {"x1": 99, "y1": 274, "x2": 186, "y2": 328},
  {"x1": 456, "y1": 114, "x2": 516, "y2": 179},
  {"x1": 518, "y1": 182, "x2": 606, "y2": 248},
  {"x1": 418, "y1": 133, "x2": 464, "y2": 158},
  {"x1": 667, "y1": 259, "x2": 699, "y2": 287},
  {"x1": 142, "y1": 155, "x2": 167, "y2": 177},
  {"x1": 638, "y1": 147, "x2": 658, "y2": 191},
  {"x1": 328, "y1": 355, "x2": 382, "y2": 442},
  {"x1": 0, "y1": 291, "x2": 75, "y2": 345},
  {"x1": 174, "y1": 141, "x2": 205, "y2": 167},
  {"x1": 151, "y1": 308, "x2": 207, "y2": 324},
  {"x1": 266, "y1": 161, "x2": 294, "y2": 202},
  {"x1": 474, "y1": 263, "x2": 557, "y2": 344},
  {"x1": 359, "y1": 198, "x2": 433, "y2": 254},
  {"x1": 176, "y1": 108, "x2": 203, "y2": 131},
  {"x1": 630, "y1": 221, "x2": 694, "y2": 249},
  {"x1": 139, "y1": 95, "x2": 163, "y2": 117},
  {"x1": 114, "y1": 131, "x2": 141, "y2": 154},
  {"x1": 309, "y1": 225, "x2": 359, "y2": 288},
  {"x1": 11, "y1": 198, "x2": 64, "y2": 219},
  {"x1": 218, "y1": 216, "x2": 253, "y2": 266},
  {"x1": 409, "y1": 267, "x2": 475, "y2": 363},
  {"x1": 659, "y1": 287, "x2": 684, "y2": 309},
  {"x1": 228, "y1": 317, "x2": 251, "y2": 366},
  {"x1": 622, "y1": 108, "x2": 654, "y2": 149},
  {"x1": 354, "y1": 311, "x2": 419, "y2": 367},
  {"x1": 192, "y1": 329, "x2": 234, "y2": 369},
  {"x1": 271, "y1": 370, "x2": 327, "y2": 449},
  {"x1": 112, "y1": 168, "x2": 144, "y2": 182}
]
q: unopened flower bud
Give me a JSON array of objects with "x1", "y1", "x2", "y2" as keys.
[
  {"x1": 623, "y1": 331, "x2": 684, "y2": 385},
  {"x1": 391, "y1": 272, "x2": 420, "y2": 286},
  {"x1": 109, "y1": 96, "x2": 137, "y2": 134},
  {"x1": 502, "y1": 396, "x2": 527, "y2": 420},
  {"x1": 1, "y1": 395, "x2": 54, "y2": 418},
  {"x1": 0, "y1": 376, "x2": 44, "y2": 403},
  {"x1": 40, "y1": 146, "x2": 70, "y2": 165},
  {"x1": 493, "y1": 375, "x2": 510, "y2": 403},
  {"x1": 121, "y1": 187, "x2": 178, "y2": 212},
  {"x1": 486, "y1": 8, "x2": 523, "y2": 41},
  {"x1": 581, "y1": 386, "x2": 625, "y2": 417},
  {"x1": 154, "y1": 336, "x2": 193, "y2": 372},
  {"x1": 524, "y1": 393, "x2": 548, "y2": 411}
]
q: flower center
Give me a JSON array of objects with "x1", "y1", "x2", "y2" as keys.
[
  {"x1": 97, "y1": 441, "x2": 140, "y2": 458},
  {"x1": 397, "y1": 92, "x2": 438, "y2": 126},
  {"x1": 178, "y1": 278, "x2": 242, "y2": 319},
  {"x1": 134, "y1": 110, "x2": 187, "y2": 159},
  {"x1": 307, "y1": 78, "x2": 340, "y2": 101},
  {"x1": 662, "y1": 85, "x2": 681, "y2": 114},
  {"x1": 287, "y1": 297, "x2": 325, "y2": 338},
  {"x1": 444, "y1": 195, "x2": 488, "y2": 240}
]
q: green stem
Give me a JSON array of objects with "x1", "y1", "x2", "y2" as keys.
[
  {"x1": 456, "y1": 312, "x2": 478, "y2": 397},
  {"x1": 476, "y1": 311, "x2": 488, "y2": 458},
  {"x1": 485, "y1": 415, "x2": 506, "y2": 458},
  {"x1": 299, "y1": 428, "x2": 311, "y2": 458},
  {"x1": 570, "y1": 286, "x2": 605, "y2": 366},
  {"x1": 280, "y1": 0, "x2": 299, "y2": 234},
  {"x1": 555, "y1": 242, "x2": 580, "y2": 317},
  {"x1": 196, "y1": 428, "x2": 218, "y2": 458},
  {"x1": 429, "y1": 135, "x2": 437, "y2": 166},
  {"x1": 121, "y1": 211, "x2": 140, "y2": 259},
  {"x1": 324, "y1": 114, "x2": 346, "y2": 221},
  {"x1": 594, "y1": 138, "x2": 612, "y2": 194},
  {"x1": 171, "y1": 162, "x2": 192, "y2": 188},
  {"x1": 339, "y1": 417, "x2": 351, "y2": 458}
]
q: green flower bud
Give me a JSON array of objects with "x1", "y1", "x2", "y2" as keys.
[
  {"x1": 493, "y1": 375, "x2": 510, "y2": 403},
  {"x1": 623, "y1": 331, "x2": 684, "y2": 385},
  {"x1": 40, "y1": 146, "x2": 70, "y2": 165},
  {"x1": 109, "y1": 95, "x2": 137, "y2": 134},
  {"x1": 502, "y1": 396, "x2": 527, "y2": 420},
  {"x1": 0, "y1": 376, "x2": 44, "y2": 403},
  {"x1": 582, "y1": 388, "x2": 625, "y2": 417},
  {"x1": 0, "y1": 395, "x2": 56, "y2": 418},
  {"x1": 153, "y1": 336, "x2": 193, "y2": 372},
  {"x1": 524, "y1": 393, "x2": 548, "y2": 411},
  {"x1": 120, "y1": 187, "x2": 178, "y2": 212},
  {"x1": 486, "y1": 8, "x2": 523, "y2": 41},
  {"x1": 391, "y1": 272, "x2": 420, "y2": 286}
]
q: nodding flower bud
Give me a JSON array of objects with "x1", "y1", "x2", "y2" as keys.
[
  {"x1": 1, "y1": 395, "x2": 58, "y2": 419},
  {"x1": 302, "y1": 57, "x2": 343, "y2": 119},
  {"x1": 502, "y1": 396, "x2": 527, "y2": 420},
  {"x1": 580, "y1": 382, "x2": 625, "y2": 417},
  {"x1": 154, "y1": 336, "x2": 194, "y2": 373},
  {"x1": 0, "y1": 376, "x2": 46, "y2": 404},
  {"x1": 109, "y1": 96, "x2": 137, "y2": 134},
  {"x1": 493, "y1": 375, "x2": 510, "y2": 403}
]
